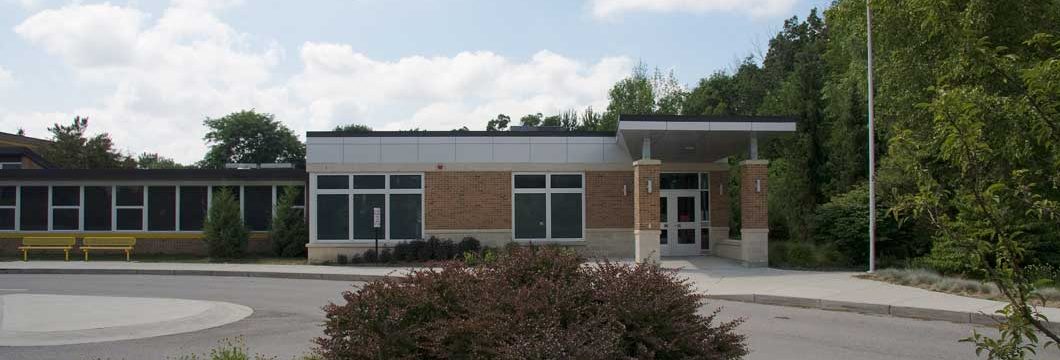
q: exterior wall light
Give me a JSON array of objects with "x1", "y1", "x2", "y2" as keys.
[{"x1": 647, "y1": 179, "x2": 654, "y2": 193}]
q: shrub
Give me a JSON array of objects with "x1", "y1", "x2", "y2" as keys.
[
  {"x1": 336, "y1": 254, "x2": 348, "y2": 265},
  {"x1": 379, "y1": 248, "x2": 394, "y2": 263},
  {"x1": 203, "y1": 188, "x2": 248, "y2": 259},
  {"x1": 457, "y1": 236, "x2": 481, "y2": 254},
  {"x1": 363, "y1": 249, "x2": 378, "y2": 263},
  {"x1": 315, "y1": 246, "x2": 747, "y2": 359},
  {"x1": 812, "y1": 184, "x2": 926, "y2": 267},
  {"x1": 769, "y1": 241, "x2": 846, "y2": 269},
  {"x1": 270, "y1": 185, "x2": 308, "y2": 257}
]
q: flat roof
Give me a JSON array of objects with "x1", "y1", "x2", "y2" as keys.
[
  {"x1": 0, "y1": 168, "x2": 306, "y2": 181},
  {"x1": 618, "y1": 114, "x2": 796, "y2": 123},
  {"x1": 307, "y1": 130, "x2": 616, "y2": 138}
]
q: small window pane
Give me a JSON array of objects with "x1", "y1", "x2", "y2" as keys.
[
  {"x1": 244, "y1": 186, "x2": 273, "y2": 231},
  {"x1": 700, "y1": 191, "x2": 709, "y2": 222},
  {"x1": 1, "y1": 163, "x2": 23, "y2": 169},
  {"x1": 52, "y1": 208, "x2": 79, "y2": 230},
  {"x1": 116, "y1": 186, "x2": 144, "y2": 206},
  {"x1": 317, "y1": 175, "x2": 349, "y2": 189},
  {"x1": 353, "y1": 194, "x2": 385, "y2": 239},
  {"x1": 389, "y1": 194, "x2": 421, "y2": 239},
  {"x1": 660, "y1": 173, "x2": 698, "y2": 190},
  {"x1": 514, "y1": 175, "x2": 546, "y2": 189},
  {"x1": 514, "y1": 193, "x2": 546, "y2": 238},
  {"x1": 0, "y1": 186, "x2": 15, "y2": 206},
  {"x1": 389, "y1": 175, "x2": 422, "y2": 189},
  {"x1": 0, "y1": 208, "x2": 13, "y2": 230},
  {"x1": 316, "y1": 194, "x2": 349, "y2": 240},
  {"x1": 52, "y1": 186, "x2": 80, "y2": 206},
  {"x1": 277, "y1": 186, "x2": 305, "y2": 206},
  {"x1": 148, "y1": 186, "x2": 176, "y2": 231},
  {"x1": 353, "y1": 175, "x2": 385, "y2": 189},
  {"x1": 550, "y1": 193, "x2": 582, "y2": 239},
  {"x1": 550, "y1": 175, "x2": 582, "y2": 189},
  {"x1": 660, "y1": 196, "x2": 668, "y2": 222},
  {"x1": 84, "y1": 186, "x2": 112, "y2": 231},
  {"x1": 179, "y1": 186, "x2": 208, "y2": 231},
  {"x1": 116, "y1": 208, "x2": 143, "y2": 230},
  {"x1": 699, "y1": 173, "x2": 710, "y2": 189},
  {"x1": 19, "y1": 186, "x2": 47, "y2": 231}
]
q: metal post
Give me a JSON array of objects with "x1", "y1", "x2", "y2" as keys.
[{"x1": 866, "y1": 1, "x2": 877, "y2": 273}]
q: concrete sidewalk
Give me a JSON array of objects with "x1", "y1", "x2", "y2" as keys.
[{"x1": 2, "y1": 258, "x2": 1058, "y2": 329}]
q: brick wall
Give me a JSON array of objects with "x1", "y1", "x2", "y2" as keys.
[
  {"x1": 585, "y1": 171, "x2": 634, "y2": 229},
  {"x1": 709, "y1": 170, "x2": 730, "y2": 227},
  {"x1": 425, "y1": 171, "x2": 511, "y2": 230},
  {"x1": 740, "y1": 161, "x2": 769, "y2": 229},
  {"x1": 633, "y1": 161, "x2": 661, "y2": 230}
]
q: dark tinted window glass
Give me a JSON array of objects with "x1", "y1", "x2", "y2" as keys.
[
  {"x1": 660, "y1": 173, "x2": 698, "y2": 190},
  {"x1": 700, "y1": 190, "x2": 709, "y2": 222},
  {"x1": 116, "y1": 186, "x2": 144, "y2": 206},
  {"x1": 389, "y1": 194, "x2": 421, "y2": 239},
  {"x1": 52, "y1": 208, "x2": 79, "y2": 230},
  {"x1": 514, "y1": 175, "x2": 546, "y2": 189},
  {"x1": 550, "y1": 174, "x2": 582, "y2": 189},
  {"x1": 353, "y1": 175, "x2": 385, "y2": 189},
  {"x1": 0, "y1": 208, "x2": 13, "y2": 230},
  {"x1": 551, "y1": 193, "x2": 582, "y2": 238},
  {"x1": 52, "y1": 186, "x2": 80, "y2": 206},
  {"x1": 699, "y1": 173, "x2": 710, "y2": 189},
  {"x1": 179, "y1": 186, "x2": 208, "y2": 231},
  {"x1": 244, "y1": 186, "x2": 272, "y2": 231},
  {"x1": 148, "y1": 186, "x2": 176, "y2": 231},
  {"x1": 389, "y1": 175, "x2": 421, "y2": 189},
  {"x1": 0, "y1": 186, "x2": 15, "y2": 206},
  {"x1": 212, "y1": 186, "x2": 240, "y2": 204},
  {"x1": 19, "y1": 186, "x2": 47, "y2": 230},
  {"x1": 353, "y1": 194, "x2": 385, "y2": 239},
  {"x1": 1, "y1": 163, "x2": 22, "y2": 169},
  {"x1": 514, "y1": 193, "x2": 546, "y2": 238},
  {"x1": 116, "y1": 208, "x2": 143, "y2": 230},
  {"x1": 317, "y1": 175, "x2": 349, "y2": 189},
  {"x1": 316, "y1": 194, "x2": 348, "y2": 240},
  {"x1": 84, "y1": 186, "x2": 112, "y2": 231},
  {"x1": 277, "y1": 186, "x2": 305, "y2": 206}
]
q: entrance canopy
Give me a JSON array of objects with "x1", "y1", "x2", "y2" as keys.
[{"x1": 617, "y1": 115, "x2": 797, "y2": 162}]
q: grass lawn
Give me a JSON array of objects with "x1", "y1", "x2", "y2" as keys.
[{"x1": 859, "y1": 268, "x2": 1060, "y2": 308}]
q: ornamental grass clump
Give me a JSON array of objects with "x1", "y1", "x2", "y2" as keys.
[{"x1": 315, "y1": 246, "x2": 747, "y2": 359}]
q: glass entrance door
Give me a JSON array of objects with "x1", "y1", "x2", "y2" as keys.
[{"x1": 659, "y1": 190, "x2": 701, "y2": 256}]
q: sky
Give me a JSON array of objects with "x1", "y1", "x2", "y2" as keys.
[{"x1": 0, "y1": 0, "x2": 831, "y2": 163}]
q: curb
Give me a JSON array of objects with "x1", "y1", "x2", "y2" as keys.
[
  {"x1": 0, "y1": 268, "x2": 391, "y2": 282},
  {"x1": 706, "y1": 294, "x2": 1060, "y2": 330}
]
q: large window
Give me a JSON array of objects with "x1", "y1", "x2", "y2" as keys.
[
  {"x1": 244, "y1": 186, "x2": 273, "y2": 231},
  {"x1": 19, "y1": 186, "x2": 47, "y2": 231},
  {"x1": 115, "y1": 186, "x2": 144, "y2": 231},
  {"x1": 314, "y1": 174, "x2": 422, "y2": 241},
  {"x1": 148, "y1": 186, "x2": 176, "y2": 231},
  {"x1": 51, "y1": 186, "x2": 80, "y2": 230},
  {"x1": 84, "y1": 186, "x2": 112, "y2": 231},
  {"x1": 179, "y1": 186, "x2": 208, "y2": 231},
  {"x1": 513, "y1": 173, "x2": 584, "y2": 240},
  {"x1": 0, "y1": 186, "x2": 15, "y2": 230}
]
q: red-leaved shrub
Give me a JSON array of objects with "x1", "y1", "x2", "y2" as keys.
[{"x1": 315, "y1": 246, "x2": 747, "y2": 359}]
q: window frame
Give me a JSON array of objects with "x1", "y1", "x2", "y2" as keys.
[
  {"x1": 511, "y1": 172, "x2": 585, "y2": 242},
  {"x1": 0, "y1": 182, "x2": 302, "y2": 233},
  {"x1": 309, "y1": 173, "x2": 424, "y2": 243}
]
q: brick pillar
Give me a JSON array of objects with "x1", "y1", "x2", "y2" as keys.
[
  {"x1": 633, "y1": 159, "x2": 661, "y2": 263},
  {"x1": 708, "y1": 170, "x2": 731, "y2": 249},
  {"x1": 739, "y1": 160, "x2": 769, "y2": 266}
]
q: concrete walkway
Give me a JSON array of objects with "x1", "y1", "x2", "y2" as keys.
[{"x1": 2, "y1": 258, "x2": 1058, "y2": 329}]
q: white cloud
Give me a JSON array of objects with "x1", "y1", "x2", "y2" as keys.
[
  {"x1": 589, "y1": 0, "x2": 797, "y2": 18},
  {"x1": 0, "y1": 66, "x2": 12, "y2": 87},
  {"x1": 9, "y1": 1, "x2": 632, "y2": 163}
]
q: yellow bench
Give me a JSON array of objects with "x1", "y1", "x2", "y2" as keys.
[
  {"x1": 19, "y1": 237, "x2": 76, "y2": 261},
  {"x1": 82, "y1": 237, "x2": 136, "y2": 261}
]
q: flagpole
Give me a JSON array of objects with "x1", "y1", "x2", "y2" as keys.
[{"x1": 866, "y1": 0, "x2": 877, "y2": 273}]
